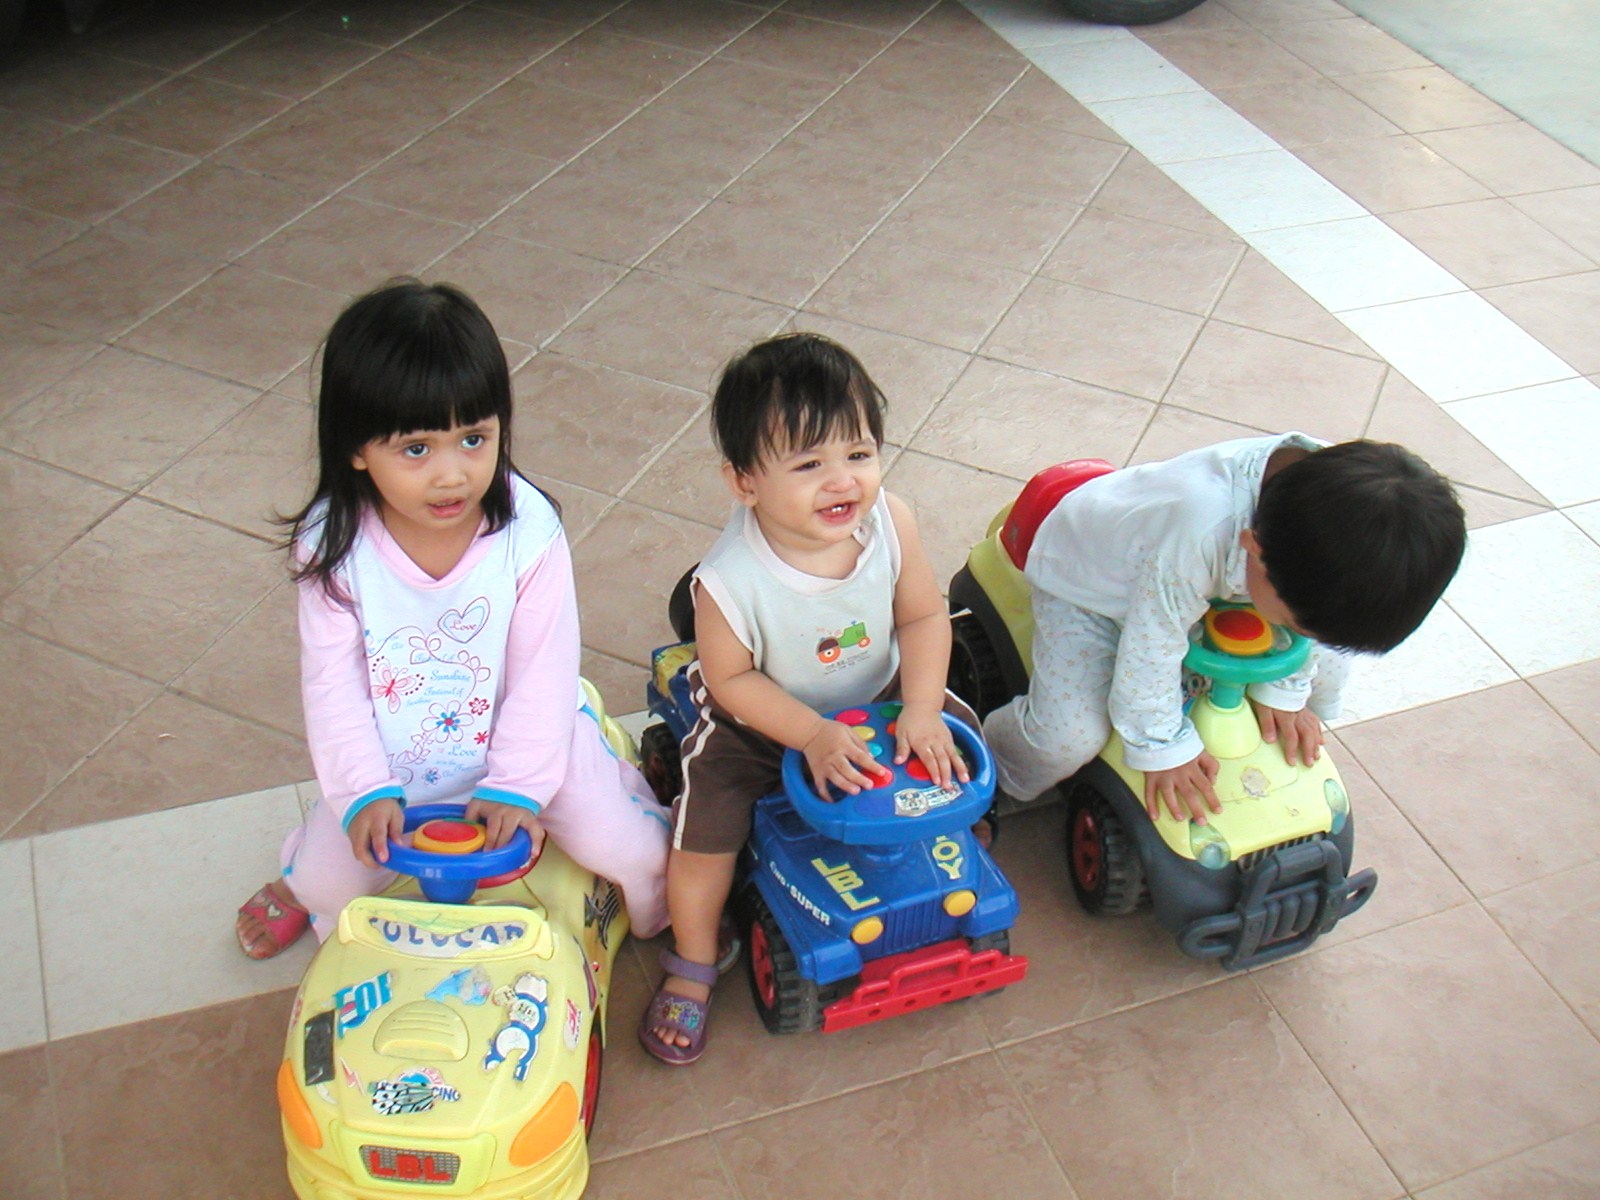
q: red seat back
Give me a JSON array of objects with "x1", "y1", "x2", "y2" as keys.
[{"x1": 1000, "y1": 459, "x2": 1115, "y2": 569}]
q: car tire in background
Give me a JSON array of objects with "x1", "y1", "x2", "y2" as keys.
[
  {"x1": 744, "y1": 890, "x2": 838, "y2": 1034},
  {"x1": 1060, "y1": 0, "x2": 1209, "y2": 25}
]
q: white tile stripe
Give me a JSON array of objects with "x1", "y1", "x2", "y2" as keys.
[{"x1": 5, "y1": 0, "x2": 1600, "y2": 1056}]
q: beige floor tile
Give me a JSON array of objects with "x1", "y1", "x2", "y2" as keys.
[
  {"x1": 721, "y1": 133, "x2": 929, "y2": 241},
  {"x1": 1484, "y1": 860, "x2": 1600, "y2": 1036},
  {"x1": 239, "y1": 196, "x2": 468, "y2": 293},
  {"x1": 0, "y1": 129, "x2": 192, "y2": 225},
  {"x1": 511, "y1": 353, "x2": 704, "y2": 494},
  {"x1": 1511, "y1": 185, "x2": 1600, "y2": 262},
  {"x1": 16, "y1": 692, "x2": 310, "y2": 836},
  {"x1": 644, "y1": 197, "x2": 863, "y2": 307},
  {"x1": 1420, "y1": 122, "x2": 1600, "y2": 196},
  {"x1": 0, "y1": 454, "x2": 121, "y2": 596},
  {"x1": 1003, "y1": 976, "x2": 1399, "y2": 1200},
  {"x1": 0, "y1": 317, "x2": 98, "y2": 419},
  {"x1": 1043, "y1": 208, "x2": 1243, "y2": 313},
  {"x1": 1335, "y1": 65, "x2": 1516, "y2": 134},
  {"x1": 1268, "y1": 13, "x2": 1431, "y2": 76},
  {"x1": 720, "y1": 10, "x2": 893, "y2": 82},
  {"x1": 1529, "y1": 659, "x2": 1600, "y2": 752},
  {"x1": 716, "y1": 1054, "x2": 1078, "y2": 1199},
  {"x1": 51, "y1": 989, "x2": 296, "y2": 1200},
  {"x1": 401, "y1": 4, "x2": 572, "y2": 75},
  {"x1": 0, "y1": 202, "x2": 83, "y2": 270},
  {"x1": 582, "y1": 647, "x2": 653, "y2": 718},
  {"x1": 851, "y1": 29, "x2": 1024, "y2": 117},
  {"x1": 520, "y1": 27, "x2": 705, "y2": 104},
  {"x1": 0, "y1": 111, "x2": 73, "y2": 177},
  {"x1": 1166, "y1": 321, "x2": 1385, "y2": 440},
  {"x1": 287, "y1": 0, "x2": 461, "y2": 46},
  {"x1": 536, "y1": 473, "x2": 617, "y2": 546},
  {"x1": 0, "y1": 626, "x2": 155, "y2": 836},
  {"x1": 1415, "y1": 1123, "x2": 1600, "y2": 1200},
  {"x1": 549, "y1": 272, "x2": 789, "y2": 391},
  {"x1": 588, "y1": 1135, "x2": 740, "y2": 1198},
  {"x1": 912, "y1": 357, "x2": 1152, "y2": 479},
  {"x1": 618, "y1": 422, "x2": 725, "y2": 527},
  {"x1": 120, "y1": 266, "x2": 348, "y2": 391},
  {"x1": 811, "y1": 231, "x2": 1032, "y2": 352},
  {"x1": 445, "y1": 75, "x2": 638, "y2": 159},
  {"x1": 1336, "y1": 683, "x2": 1600, "y2": 896},
  {"x1": 597, "y1": 0, "x2": 764, "y2": 52},
  {"x1": 1210, "y1": 250, "x2": 1380, "y2": 356},
  {"x1": 884, "y1": 451, "x2": 1029, "y2": 592},
  {"x1": 191, "y1": 23, "x2": 382, "y2": 97},
  {"x1": 989, "y1": 67, "x2": 1128, "y2": 142},
  {"x1": 0, "y1": 347, "x2": 258, "y2": 491},
  {"x1": 434, "y1": 231, "x2": 629, "y2": 346},
  {"x1": 1131, "y1": 405, "x2": 1267, "y2": 463},
  {"x1": 987, "y1": 277, "x2": 1204, "y2": 400},
  {"x1": 1365, "y1": 370, "x2": 1546, "y2": 503},
  {"x1": 77, "y1": 4, "x2": 269, "y2": 72},
  {"x1": 1214, "y1": 76, "x2": 1401, "y2": 148},
  {"x1": 1480, "y1": 271, "x2": 1600, "y2": 376},
  {"x1": 1451, "y1": 484, "x2": 1550, "y2": 528},
  {"x1": 652, "y1": 54, "x2": 837, "y2": 133},
  {"x1": 1297, "y1": 133, "x2": 1493, "y2": 215},
  {"x1": 0, "y1": 497, "x2": 283, "y2": 683},
  {"x1": 92, "y1": 74, "x2": 293, "y2": 157},
  {"x1": 1384, "y1": 199, "x2": 1597, "y2": 290},
  {"x1": 1, "y1": 224, "x2": 219, "y2": 340},
  {"x1": 107, "y1": 163, "x2": 322, "y2": 261},
  {"x1": 1258, "y1": 904, "x2": 1600, "y2": 1190},
  {"x1": 0, "y1": 1044, "x2": 58, "y2": 1200},
  {"x1": 142, "y1": 392, "x2": 315, "y2": 538},
  {"x1": 174, "y1": 581, "x2": 304, "y2": 739},
  {"x1": 344, "y1": 127, "x2": 559, "y2": 227},
  {"x1": 571, "y1": 501, "x2": 722, "y2": 666},
  {"x1": 0, "y1": 49, "x2": 167, "y2": 124},
  {"x1": 1145, "y1": 25, "x2": 1319, "y2": 90}
]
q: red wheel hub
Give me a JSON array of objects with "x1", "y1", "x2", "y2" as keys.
[
  {"x1": 1072, "y1": 808, "x2": 1104, "y2": 891},
  {"x1": 750, "y1": 921, "x2": 775, "y2": 1009},
  {"x1": 580, "y1": 1030, "x2": 602, "y2": 1133}
]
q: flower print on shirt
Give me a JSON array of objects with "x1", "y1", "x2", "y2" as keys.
[
  {"x1": 426, "y1": 702, "x2": 474, "y2": 743},
  {"x1": 370, "y1": 658, "x2": 424, "y2": 714}
]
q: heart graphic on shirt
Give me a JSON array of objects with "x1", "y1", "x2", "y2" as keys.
[{"x1": 439, "y1": 598, "x2": 490, "y2": 643}]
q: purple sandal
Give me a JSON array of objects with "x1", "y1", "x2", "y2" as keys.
[{"x1": 638, "y1": 950, "x2": 720, "y2": 1066}]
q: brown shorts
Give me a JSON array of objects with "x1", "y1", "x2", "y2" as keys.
[{"x1": 671, "y1": 664, "x2": 980, "y2": 854}]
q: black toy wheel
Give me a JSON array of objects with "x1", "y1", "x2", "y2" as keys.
[
  {"x1": 745, "y1": 891, "x2": 827, "y2": 1034},
  {"x1": 1060, "y1": 0, "x2": 1209, "y2": 25},
  {"x1": 579, "y1": 1028, "x2": 602, "y2": 1134},
  {"x1": 949, "y1": 612, "x2": 1008, "y2": 720},
  {"x1": 639, "y1": 722, "x2": 682, "y2": 808},
  {"x1": 1065, "y1": 784, "x2": 1149, "y2": 916},
  {"x1": 968, "y1": 930, "x2": 1011, "y2": 957}
]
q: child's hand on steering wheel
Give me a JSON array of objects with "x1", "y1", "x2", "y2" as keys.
[
  {"x1": 347, "y1": 797, "x2": 405, "y2": 868},
  {"x1": 802, "y1": 719, "x2": 881, "y2": 800},
  {"x1": 465, "y1": 796, "x2": 543, "y2": 849},
  {"x1": 892, "y1": 702, "x2": 969, "y2": 791}
]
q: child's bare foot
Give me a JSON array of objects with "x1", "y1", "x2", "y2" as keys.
[{"x1": 236, "y1": 879, "x2": 310, "y2": 959}]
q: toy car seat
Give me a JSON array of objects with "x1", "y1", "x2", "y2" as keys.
[{"x1": 998, "y1": 459, "x2": 1115, "y2": 569}]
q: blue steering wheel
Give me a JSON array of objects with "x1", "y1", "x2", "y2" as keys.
[
  {"x1": 384, "y1": 803, "x2": 535, "y2": 903},
  {"x1": 781, "y1": 705, "x2": 996, "y2": 846}
]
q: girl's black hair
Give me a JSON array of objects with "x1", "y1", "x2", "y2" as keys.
[
  {"x1": 711, "y1": 332, "x2": 887, "y2": 474},
  {"x1": 1254, "y1": 441, "x2": 1466, "y2": 654},
  {"x1": 283, "y1": 277, "x2": 522, "y2": 595}
]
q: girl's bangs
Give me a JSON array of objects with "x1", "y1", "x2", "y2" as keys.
[{"x1": 353, "y1": 345, "x2": 507, "y2": 444}]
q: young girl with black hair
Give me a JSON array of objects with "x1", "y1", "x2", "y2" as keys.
[{"x1": 236, "y1": 278, "x2": 670, "y2": 958}]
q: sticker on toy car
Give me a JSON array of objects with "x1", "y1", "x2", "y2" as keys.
[
  {"x1": 426, "y1": 965, "x2": 493, "y2": 1006},
  {"x1": 483, "y1": 973, "x2": 549, "y2": 1082},
  {"x1": 369, "y1": 1067, "x2": 462, "y2": 1116},
  {"x1": 369, "y1": 917, "x2": 529, "y2": 957},
  {"x1": 334, "y1": 970, "x2": 393, "y2": 1037}
]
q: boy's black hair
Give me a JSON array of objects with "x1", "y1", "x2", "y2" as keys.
[
  {"x1": 1253, "y1": 441, "x2": 1466, "y2": 654},
  {"x1": 283, "y1": 277, "x2": 523, "y2": 595},
  {"x1": 711, "y1": 332, "x2": 887, "y2": 474}
]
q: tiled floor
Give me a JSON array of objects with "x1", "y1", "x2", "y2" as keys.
[{"x1": 2, "y1": 0, "x2": 1599, "y2": 1197}]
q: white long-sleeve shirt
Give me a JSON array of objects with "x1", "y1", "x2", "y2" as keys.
[
  {"x1": 297, "y1": 476, "x2": 585, "y2": 828},
  {"x1": 1024, "y1": 433, "x2": 1342, "y2": 771}
]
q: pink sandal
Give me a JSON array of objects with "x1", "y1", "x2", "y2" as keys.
[{"x1": 236, "y1": 883, "x2": 310, "y2": 960}]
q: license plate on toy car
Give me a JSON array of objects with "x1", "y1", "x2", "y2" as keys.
[{"x1": 359, "y1": 1144, "x2": 461, "y2": 1185}]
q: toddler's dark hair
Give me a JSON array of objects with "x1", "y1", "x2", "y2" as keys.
[
  {"x1": 284, "y1": 277, "x2": 520, "y2": 595},
  {"x1": 1254, "y1": 441, "x2": 1466, "y2": 654},
  {"x1": 711, "y1": 332, "x2": 886, "y2": 474}
]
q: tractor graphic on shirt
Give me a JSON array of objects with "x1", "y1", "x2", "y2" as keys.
[{"x1": 816, "y1": 621, "x2": 871, "y2": 664}]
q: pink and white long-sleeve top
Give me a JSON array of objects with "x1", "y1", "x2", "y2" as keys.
[{"x1": 298, "y1": 476, "x2": 583, "y2": 830}]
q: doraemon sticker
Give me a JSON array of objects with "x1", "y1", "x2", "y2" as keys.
[
  {"x1": 583, "y1": 878, "x2": 621, "y2": 951},
  {"x1": 334, "y1": 971, "x2": 393, "y2": 1037},
  {"x1": 369, "y1": 917, "x2": 528, "y2": 957},
  {"x1": 563, "y1": 998, "x2": 582, "y2": 1050},
  {"x1": 369, "y1": 1067, "x2": 462, "y2": 1116},
  {"x1": 427, "y1": 965, "x2": 493, "y2": 1006},
  {"x1": 893, "y1": 783, "x2": 962, "y2": 818},
  {"x1": 483, "y1": 973, "x2": 549, "y2": 1082}
]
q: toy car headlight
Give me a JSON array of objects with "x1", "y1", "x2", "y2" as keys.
[
  {"x1": 1324, "y1": 778, "x2": 1350, "y2": 835},
  {"x1": 1188, "y1": 823, "x2": 1231, "y2": 870},
  {"x1": 509, "y1": 1082, "x2": 578, "y2": 1167},
  {"x1": 942, "y1": 890, "x2": 977, "y2": 917},
  {"x1": 277, "y1": 1060, "x2": 322, "y2": 1149},
  {"x1": 851, "y1": 916, "x2": 884, "y2": 944}
]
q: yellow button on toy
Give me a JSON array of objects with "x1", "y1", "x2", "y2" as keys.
[
  {"x1": 1205, "y1": 606, "x2": 1274, "y2": 656},
  {"x1": 412, "y1": 819, "x2": 485, "y2": 855}
]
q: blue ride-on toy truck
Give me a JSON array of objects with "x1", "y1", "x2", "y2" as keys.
[
  {"x1": 639, "y1": 586, "x2": 1028, "y2": 1034},
  {"x1": 946, "y1": 460, "x2": 1378, "y2": 970}
]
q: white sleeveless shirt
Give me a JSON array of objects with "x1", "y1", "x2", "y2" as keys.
[{"x1": 694, "y1": 491, "x2": 902, "y2": 714}]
